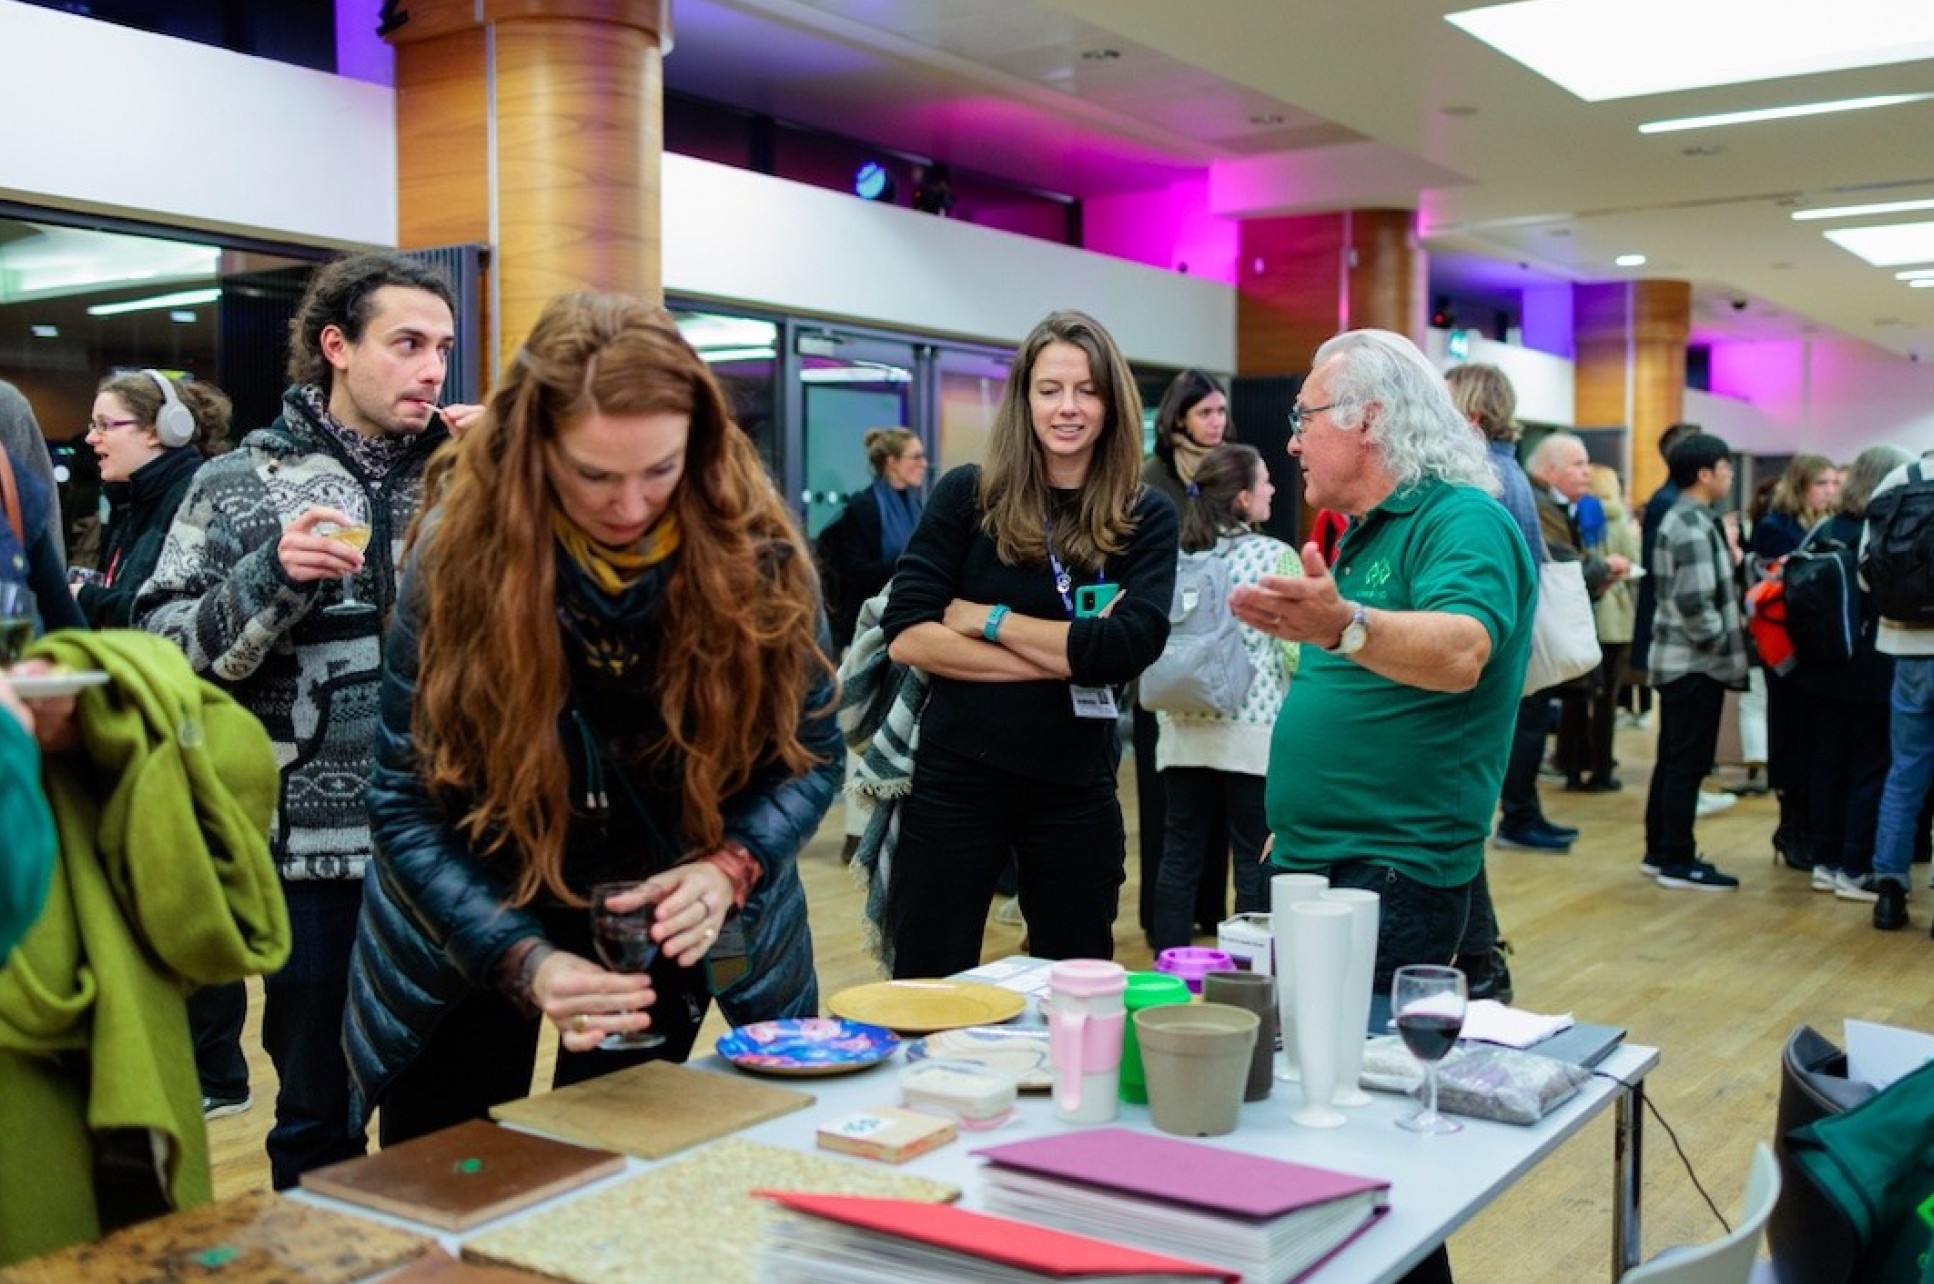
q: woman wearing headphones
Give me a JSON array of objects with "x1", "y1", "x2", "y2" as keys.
[{"x1": 76, "y1": 369, "x2": 230, "y2": 627}]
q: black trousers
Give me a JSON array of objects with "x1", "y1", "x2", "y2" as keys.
[
  {"x1": 1804, "y1": 691, "x2": 1889, "y2": 876},
  {"x1": 888, "y1": 745, "x2": 1125, "y2": 979},
  {"x1": 188, "y1": 980, "x2": 250, "y2": 1101},
  {"x1": 1585, "y1": 643, "x2": 1629, "y2": 783},
  {"x1": 1498, "y1": 693, "x2": 1554, "y2": 830},
  {"x1": 1150, "y1": 767, "x2": 1268, "y2": 952},
  {"x1": 1133, "y1": 707, "x2": 1226, "y2": 937},
  {"x1": 1644, "y1": 673, "x2": 1728, "y2": 863}
]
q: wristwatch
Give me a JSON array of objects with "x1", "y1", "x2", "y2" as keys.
[{"x1": 1325, "y1": 602, "x2": 1369, "y2": 656}]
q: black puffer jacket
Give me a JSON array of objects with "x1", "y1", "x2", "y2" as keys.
[
  {"x1": 76, "y1": 446, "x2": 203, "y2": 628},
  {"x1": 343, "y1": 539, "x2": 840, "y2": 1125}
]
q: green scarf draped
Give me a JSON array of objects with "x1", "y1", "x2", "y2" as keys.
[{"x1": 0, "y1": 630, "x2": 287, "y2": 1264}]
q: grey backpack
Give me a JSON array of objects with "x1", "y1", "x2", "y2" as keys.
[{"x1": 1139, "y1": 543, "x2": 1254, "y2": 717}]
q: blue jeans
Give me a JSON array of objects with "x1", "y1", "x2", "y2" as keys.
[
  {"x1": 1873, "y1": 659, "x2": 1934, "y2": 885},
  {"x1": 263, "y1": 879, "x2": 368, "y2": 1189}
]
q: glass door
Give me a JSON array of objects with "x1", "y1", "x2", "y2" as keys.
[{"x1": 796, "y1": 330, "x2": 919, "y2": 537}]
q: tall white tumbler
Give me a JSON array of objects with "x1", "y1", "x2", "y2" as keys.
[
  {"x1": 1288, "y1": 900, "x2": 1353, "y2": 1129},
  {"x1": 1270, "y1": 872, "x2": 1330, "y2": 1083},
  {"x1": 1318, "y1": 887, "x2": 1380, "y2": 1108}
]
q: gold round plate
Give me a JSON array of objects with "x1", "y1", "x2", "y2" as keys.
[{"x1": 825, "y1": 980, "x2": 1026, "y2": 1034}]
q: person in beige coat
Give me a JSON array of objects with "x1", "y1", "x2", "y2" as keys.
[{"x1": 1588, "y1": 464, "x2": 1641, "y2": 783}]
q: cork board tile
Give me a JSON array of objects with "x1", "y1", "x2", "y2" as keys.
[
  {"x1": 0, "y1": 1190, "x2": 432, "y2": 1284},
  {"x1": 461, "y1": 1138, "x2": 958, "y2": 1284},
  {"x1": 488, "y1": 1061, "x2": 813, "y2": 1162}
]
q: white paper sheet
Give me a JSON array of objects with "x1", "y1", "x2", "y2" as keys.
[{"x1": 1844, "y1": 1019, "x2": 1934, "y2": 1089}]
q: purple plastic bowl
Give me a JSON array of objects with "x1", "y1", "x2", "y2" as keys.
[{"x1": 1153, "y1": 946, "x2": 1236, "y2": 994}]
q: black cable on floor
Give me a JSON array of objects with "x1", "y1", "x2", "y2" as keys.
[{"x1": 1590, "y1": 1067, "x2": 1732, "y2": 1234}]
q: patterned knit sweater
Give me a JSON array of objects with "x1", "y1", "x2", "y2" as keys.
[{"x1": 134, "y1": 387, "x2": 447, "y2": 880}]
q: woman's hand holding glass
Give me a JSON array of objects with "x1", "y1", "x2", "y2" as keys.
[{"x1": 530, "y1": 863, "x2": 734, "y2": 1051}]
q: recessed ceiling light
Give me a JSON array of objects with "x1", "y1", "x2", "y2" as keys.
[
  {"x1": 29, "y1": 325, "x2": 57, "y2": 339},
  {"x1": 1079, "y1": 48, "x2": 1120, "y2": 61},
  {"x1": 1894, "y1": 269, "x2": 1934, "y2": 280},
  {"x1": 1681, "y1": 144, "x2": 1727, "y2": 157},
  {"x1": 1822, "y1": 221, "x2": 1934, "y2": 266},
  {"x1": 1614, "y1": 253, "x2": 1648, "y2": 267},
  {"x1": 1445, "y1": 0, "x2": 1934, "y2": 101},
  {"x1": 87, "y1": 287, "x2": 222, "y2": 317},
  {"x1": 1793, "y1": 197, "x2": 1934, "y2": 222},
  {"x1": 1248, "y1": 113, "x2": 1285, "y2": 126},
  {"x1": 1640, "y1": 94, "x2": 1934, "y2": 135}
]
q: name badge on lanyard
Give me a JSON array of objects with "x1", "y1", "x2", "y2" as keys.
[{"x1": 1049, "y1": 534, "x2": 1120, "y2": 720}]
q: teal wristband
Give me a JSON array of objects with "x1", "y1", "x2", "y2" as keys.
[{"x1": 983, "y1": 604, "x2": 1011, "y2": 642}]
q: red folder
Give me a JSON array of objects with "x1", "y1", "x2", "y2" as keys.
[
  {"x1": 975, "y1": 1128, "x2": 1387, "y2": 1221},
  {"x1": 759, "y1": 1191, "x2": 1241, "y2": 1281}
]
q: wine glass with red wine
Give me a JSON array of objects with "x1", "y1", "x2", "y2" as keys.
[
  {"x1": 589, "y1": 881, "x2": 666, "y2": 1051},
  {"x1": 1392, "y1": 964, "x2": 1466, "y2": 1135}
]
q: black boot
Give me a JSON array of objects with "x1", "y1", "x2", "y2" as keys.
[
  {"x1": 1772, "y1": 793, "x2": 1813, "y2": 871},
  {"x1": 1875, "y1": 880, "x2": 1908, "y2": 931}
]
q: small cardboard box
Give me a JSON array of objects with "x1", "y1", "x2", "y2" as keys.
[
  {"x1": 1217, "y1": 912, "x2": 1273, "y2": 977},
  {"x1": 815, "y1": 1106, "x2": 958, "y2": 1164}
]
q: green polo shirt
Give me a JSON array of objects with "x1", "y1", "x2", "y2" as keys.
[{"x1": 1266, "y1": 478, "x2": 1535, "y2": 888}]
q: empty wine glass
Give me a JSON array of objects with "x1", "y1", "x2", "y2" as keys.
[
  {"x1": 317, "y1": 503, "x2": 374, "y2": 616},
  {"x1": 589, "y1": 881, "x2": 666, "y2": 1051},
  {"x1": 0, "y1": 582, "x2": 33, "y2": 668},
  {"x1": 1392, "y1": 964, "x2": 1466, "y2": 1135}
]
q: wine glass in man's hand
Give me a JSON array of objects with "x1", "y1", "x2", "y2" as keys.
[{"x1": 589, "y1": 881, "x2": 667, "y2": 1051}]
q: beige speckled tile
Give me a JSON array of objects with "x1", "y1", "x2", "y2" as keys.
[{"x1": 460, "y1": 1139, "x2": 958, "y2": 1284}]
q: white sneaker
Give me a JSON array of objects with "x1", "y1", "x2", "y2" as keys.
[
  {"x1": 1811, "y1": 865, "x2": 1841, "y2": 892},
  {"x1": 1695, "y1": 789, "x2": 1737, "y2": 816},
  {"x1": 1835, "y1": 872, "x2": 1883, "y2": 903}
]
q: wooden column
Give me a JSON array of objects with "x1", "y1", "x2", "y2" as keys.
[
  {"x1": 1574, "y1": 280, "x2": 1691, "y2": 505},
  {"x1": 386, "y1": 0, "x2": 667, "y2": 376},
  {"x1": 1235, "y1": 208, "x2": 1423, "y2": 376}
]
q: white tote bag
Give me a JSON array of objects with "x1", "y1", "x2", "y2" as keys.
[{"x1": 1521, "y1": 559, "x2": 1603, "y2": 696}]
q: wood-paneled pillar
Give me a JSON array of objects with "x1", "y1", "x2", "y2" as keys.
[
  {"x1": 1574, "y1": 279, "x2": 1691, "y2": 505},
  {"x1": 384, "y1": 1, "x2": 668, "y2": 376},
  {"x1": 1235, "y1": 208, "x2": 1424, "y2": 376}
]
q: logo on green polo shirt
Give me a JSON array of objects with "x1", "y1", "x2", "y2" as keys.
[{"x1": 1361, "y1": 559, "x2": 1393, "y2": 594}]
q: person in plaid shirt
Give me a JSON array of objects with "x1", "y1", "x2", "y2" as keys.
[{"x1": 1644, "y1": 433, "x2": 1749, "y2": 890}]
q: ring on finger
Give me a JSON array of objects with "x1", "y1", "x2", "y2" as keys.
[{"x1": 571, "y1": 1013, "x2": 589, "y2": 1033}]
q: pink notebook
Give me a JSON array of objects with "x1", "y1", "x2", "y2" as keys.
[
  {"x1": 975, "y1": 1128, "x2": 1388, "y2": 1222},
  {"x1": 760, "y1": 1191, "x2": 1240, "y2": 1281}
]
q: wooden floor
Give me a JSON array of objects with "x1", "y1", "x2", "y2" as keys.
[{"x1": 207, "y1": 719, "x2": 1934, "y2": 1279}]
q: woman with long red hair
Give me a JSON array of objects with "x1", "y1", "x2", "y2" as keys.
[{"x1": 343, "y1": 292, "x2": 839, "y2": 1144}]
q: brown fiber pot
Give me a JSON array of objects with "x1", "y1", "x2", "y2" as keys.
[{"x1": 1133, "y1": 1002, "x2": 1260, "y2": 1137}]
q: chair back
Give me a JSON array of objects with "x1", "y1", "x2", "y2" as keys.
[
  {"x1": 1767, "y1": 1025, "x2": 1872, "y2": 1282},
  {"x1": 1620, "y1": 1143, "x2": 1780, "y2": 1284}
]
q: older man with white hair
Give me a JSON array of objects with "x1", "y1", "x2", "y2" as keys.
[{"x1": 1232, "y1": 330, "x2": 1536, "y2": 991}]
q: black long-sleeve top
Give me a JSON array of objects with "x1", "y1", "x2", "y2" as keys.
[{"x1": 881, "y1": 464, "x2": 1178, "y2": 787}]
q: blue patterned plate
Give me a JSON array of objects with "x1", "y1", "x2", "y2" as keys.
[{"x1": 716, "y1": 1018, "x2": 902, "y2": 1077}]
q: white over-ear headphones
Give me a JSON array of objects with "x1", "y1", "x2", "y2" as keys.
[{"x1": 143, "y1": 369, "x2": 195, "y2": 449}]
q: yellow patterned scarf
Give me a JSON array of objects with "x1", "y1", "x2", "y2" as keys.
[{"x1": 551, "y1": 509, "x2": 682, "y2": 595}]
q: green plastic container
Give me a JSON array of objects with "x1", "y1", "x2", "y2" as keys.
[{"x1": 1118, "y1": 970, "x2": 1192, "y2": 1104}]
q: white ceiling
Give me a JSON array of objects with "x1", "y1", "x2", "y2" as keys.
[{"x1": 666, "y1": 0, "x2": 1934, "y2": 359}]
